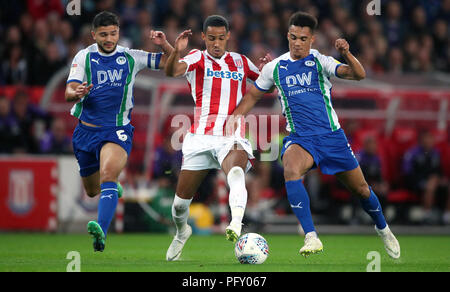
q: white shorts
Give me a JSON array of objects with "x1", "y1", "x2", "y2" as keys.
[{"x1": 181, "y1": 132, "x2": 254, "y2": 172}]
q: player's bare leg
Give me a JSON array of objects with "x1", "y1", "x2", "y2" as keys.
[
  {"x1": 175, "y1": 169, "x2": 211, "y2": 200},
  {"x1": 87, "y1": 142, "x2": 128, "y2": 252},
  {"x1": 282, "y1": 144, "x2": 313, "y2": 180},
  {"x1": 99, "y1": 142, "x2": 128, "y2": 184},
  {"x1": 166, "y1": 169, "x2": 210, "y2": 261},
  {"x1": 221, "y1": 146, "x2": 248, "y2": 242},
  {"x1": 82, "y1": 171, "x2": 100, "y2": 198},
  {"x1": 336, "y1": 167, "x2": 400, "y2": 259},
  {"x1": 283, "y1": 145, "x2": 323, "y2": 257},
  {"x1": 81, "y1": 165, "x2": 124, "y2": 200},
  {"x1": 99, "y1": 142, "x2": 126, "y2": 198},
  {"x1": 335, "y1": 166, "x2": 371, "y2": 199}
]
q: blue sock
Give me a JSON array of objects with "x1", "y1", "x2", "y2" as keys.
[
  {"x1": 97, "y1": 181, "x2": 119, "y2": 237},
  {"x1": 285, "y1": 179, "x2": 316, "y2": 234},
  {"x1": 360, "y1": 187, "x2": 387, "y2": 230}
]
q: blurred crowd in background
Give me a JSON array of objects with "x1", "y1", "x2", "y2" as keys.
[
  {"x1": 1, "y1": 0, "x2": 449, "y2": 86},
  {"x1": 0, "y1": 0, "x2": 449, "y2": 228}
]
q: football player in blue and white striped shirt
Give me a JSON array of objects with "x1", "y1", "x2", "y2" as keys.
[
  {"x1": 65, "y1": 11, "x2": 173, "y2": 252},
  {"x1": 228, "y1": 11, "x2": 400, "y2": 259}
]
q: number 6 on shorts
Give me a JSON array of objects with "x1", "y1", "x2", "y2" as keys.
[{"x1": 116, "y1": 130, "x2": 128, "y2": 141}]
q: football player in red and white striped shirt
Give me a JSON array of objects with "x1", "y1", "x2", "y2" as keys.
[{"x1": 164, "y1": 15, "x2": 271, "y2": 261}]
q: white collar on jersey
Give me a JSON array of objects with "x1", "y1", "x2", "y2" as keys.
[
  {"x1": 205, "y1": 50, "x2": 229, "y2": 62},
  {"x1": 93, "y1": 43, "x2": 120, "y2": 56},
  {"x1": 288, "y1": 49, "x2": 314, "y2": 62}
]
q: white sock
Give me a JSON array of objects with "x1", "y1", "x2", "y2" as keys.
[
  {"x1": 305, "y1": 231, "x2": 318, "y2": 239},
  {"x1": 172, "y1": 194, "x2": 192, "y2": 234},
  {"x1": 227, "y1": 166, "x2": 247, "y2": 225}
]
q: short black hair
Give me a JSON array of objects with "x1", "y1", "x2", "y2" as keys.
[
  {"x1": 289, "y1": 11, "x2": 318, "y2": 32},
  {"x1": 203, "y1": 15, "x2": 229, "y2": 33},
  {"x1": 92, "y1": 11, "x2": 120, "y2": 30}
]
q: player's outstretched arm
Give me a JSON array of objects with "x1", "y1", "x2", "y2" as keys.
[
  {"x1": 225, "y1": 86, "x2": 266, "y2": 136},
  {"x1": 65, "y1": 81, "x2": 93, "y2": 102},
  {"x1": 335, "y1": 38, "x2": 366, "y2": 81},
  {"x1": 150, "y1": 30, "x2": 174, "y2": 69},
  {"x1": 165, "y1": 30, "x2": 192, "y2": 77}
]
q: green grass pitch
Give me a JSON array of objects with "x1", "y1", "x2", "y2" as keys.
[{"x1": 0, "y1": 233, "x2": 448, "y2": 272}]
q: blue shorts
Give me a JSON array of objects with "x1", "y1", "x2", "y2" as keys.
[
  {"x1": 72, "y1": 122, "x2": 134, "y2": 177},
  {"x1": 281, "y1": 128, "x2": 359, "y2": 175}
]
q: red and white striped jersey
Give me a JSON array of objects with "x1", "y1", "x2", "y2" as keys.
[{"x1": 180, "y1": 49, "x2": 260, "y2": 137}]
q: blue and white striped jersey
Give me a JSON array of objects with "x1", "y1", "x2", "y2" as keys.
[
  {"x1": 255, "y1": 49, "x2": 342, "y2": 136},
  {"x1": 67, "y1": 43, "x2": 162, "y2": 126}
]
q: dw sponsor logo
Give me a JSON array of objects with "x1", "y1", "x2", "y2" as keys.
[
  {"x1": 8, "y1": 170, "x2": 34, "y2": 215},
  {"x1": 206, "y1": 68, "x2": 243, "y2": 81},
  {"x1": 286, "y1": 71, "x2": 313, "y2": 87},
  {"x1": 97, "y1": 69, "x2": 123, "y2": 84}
]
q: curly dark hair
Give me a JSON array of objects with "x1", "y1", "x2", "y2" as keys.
[{"x1": 289, "y1": 11, "x2": 318, "y2": 32}]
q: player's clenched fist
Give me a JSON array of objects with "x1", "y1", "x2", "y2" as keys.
[
  {"x1": 75, "y1": 82, "x2": 93, "y2": 99},
  {"x1": 335, "y1": 38, "x2": 350, "y2": 55}
]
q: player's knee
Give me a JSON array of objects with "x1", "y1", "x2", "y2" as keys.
[
  {"x1": 351, "y1": 182, "x2": 370, "y2": 199},
  {"x1": 175, "y1": 186, "x2": 196, "y2": 200},
  {"x1": 284, "y1": 165, "x2": 304, "y2": 181},
  {"x1": 99, "y1": 167, "x2": 119, "y2": 183}
]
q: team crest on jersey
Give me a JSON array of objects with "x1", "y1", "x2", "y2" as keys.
[
  {"x1": 305, "y1": 60, "x2": 316, "y2": 67},
  {"x1": 8, "y1": 170, "x2": 34, "y2": 215},
  {"x1": 116, "y1": 56, "x2": 126, "y2": 65}
]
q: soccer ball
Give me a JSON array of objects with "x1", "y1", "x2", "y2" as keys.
[{"x1": 234, "y1": 233, "x2": 269, "y2": 264}]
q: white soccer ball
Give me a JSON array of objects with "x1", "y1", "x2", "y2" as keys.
[{"x1": 234, "y1": 233, "x2": 269, "y2": 264}]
